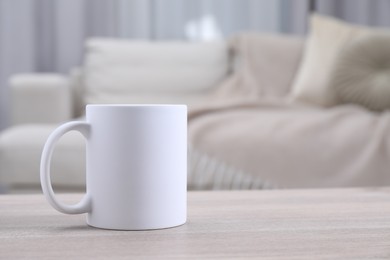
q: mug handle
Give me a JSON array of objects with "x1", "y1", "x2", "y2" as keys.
[{"x1": 40, "y1": 121, "x2": 92, "y2": 214}]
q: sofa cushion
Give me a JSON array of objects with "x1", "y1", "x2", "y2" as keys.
[
  {"x1": 330, "y1": 33, "x2": 390, "y2": 111},
  {"x1": 290, "y1": 14, "x2": 373, "y2": 106},
  {"x1": 84, "y1": 38, "x2": 229, "y2": 105}
]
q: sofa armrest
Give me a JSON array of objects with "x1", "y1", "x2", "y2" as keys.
[{"x1": 9, "y1": 73, "x2": 72, "y2": 125}]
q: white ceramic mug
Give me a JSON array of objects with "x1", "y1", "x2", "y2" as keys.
[{"x1": 40, "y1": 104, "x2": 187, "y2": 230}]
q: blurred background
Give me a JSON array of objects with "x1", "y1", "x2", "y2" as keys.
[
  {"x1": 1, "y1": 0, "x2": 390, "y2": 130},
  {"x1": 1, "y1": 0, "x2": 390, "y2": 193}
]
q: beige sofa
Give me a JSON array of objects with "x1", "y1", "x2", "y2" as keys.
[
  {"x1": 0, "y1": 37, "x2": 241, "y2": 190},
  {"x1": 1, "y1": 31, "x2": 390, "y2": 191}
]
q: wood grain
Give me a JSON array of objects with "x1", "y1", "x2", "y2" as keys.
[{"x1": 1, "y1": 188, "x2": 390, "y2": 259}]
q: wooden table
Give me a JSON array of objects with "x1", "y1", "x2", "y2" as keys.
[{"x1": 1, "y1": 188, "x2": 390, "y2": 259}]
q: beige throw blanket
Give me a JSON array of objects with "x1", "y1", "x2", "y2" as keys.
[
  {"x1": 187, "y1": 34, "x2": 390, "y2": 189},
  {"x1": 188, "y1": 100, "x2": 390, "y2": 188}
]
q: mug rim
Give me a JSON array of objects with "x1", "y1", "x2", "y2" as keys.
[{"x1": 86, "y1": 104, "x2": 187, "y2": 108}]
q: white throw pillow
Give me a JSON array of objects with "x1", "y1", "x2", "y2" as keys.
[
  {"x1": 84, "y1": 38, "x2": 229, "y2": 105},
  {"x1": 290, "y1": 14, "x2": 371, "y2": 106}
]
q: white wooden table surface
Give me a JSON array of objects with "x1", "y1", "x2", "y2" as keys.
[{"x1": 1, "y1": 188, "x2": 390, "y2": 259}]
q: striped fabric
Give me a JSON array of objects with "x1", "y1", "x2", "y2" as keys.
[{"x1": 188, "y1": 147, "x2": 276, "y2": 190}]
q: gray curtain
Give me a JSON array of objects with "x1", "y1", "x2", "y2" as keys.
[
  {"x1": 315, "y1": 0, "x2": 390, "y2": 27},
  {"x1": 0, "y1": 0, "x2": 389, "y2": 130}
]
